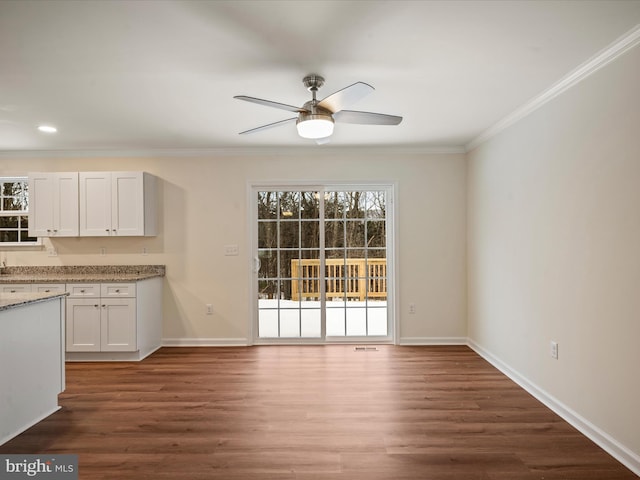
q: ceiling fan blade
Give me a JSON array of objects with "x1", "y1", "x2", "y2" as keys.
[
  {"x1": 234, "y1": 95, "x2": 307, "y2": 113},
  {"x1": 238, "y1": 117, "x2": 297, "y2": 135},
  {"x1": 333, "y1": 110, "x2": 403, "y2": 125},
  {"x1": 317, "y1": 82, "x2": 374, "y2": 113}
]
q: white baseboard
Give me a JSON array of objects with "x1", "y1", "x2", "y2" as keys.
[
  {"x1": 0, "y1": 406, "x2": 60, "y2": 447},
  {"x1": 163, "y1": 337, "x2": 468, "y2": 347},
  {"x1": 162, "y1": 337, "x2": 250, "y2": 347},
  {"x1": 467, "y1": 338, "x2": 640, "y2": 477},
  {"x1": 399, "y1": 336, "x2": 467, "y2": 345}
]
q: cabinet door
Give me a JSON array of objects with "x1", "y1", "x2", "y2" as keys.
[
  {"x1": 79, "y1": 172, "x2": 112, "y2": 236},
  {"x1": 111, "y1": 172, "x2": 144, "y2": 236},
  {"x1": 54, "y1": 173, "x2": 79, "y2": 236},
  {"x1": 28, "y1": 173, "x2": 78, "y2": 237},
  {"x1": 101, "y1": 298, "x2": 137, "y2": 352},
  {"x1": 66, "y1": 298, "x2": 101, "y2": 352},
  {"x1": 28, "y1": 173, "x2": 55, "y2": 237}
]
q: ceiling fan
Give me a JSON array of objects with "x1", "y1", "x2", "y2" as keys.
[{"x1": 234, "y1": 74, "x2": 402, "y2": 144}]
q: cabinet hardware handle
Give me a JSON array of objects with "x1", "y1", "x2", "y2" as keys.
[
  {"x1": 115, "y1": 289, "x2": 120, "y2": 293},
  {"x1": 106, "y1": 229, "x2": 110, "y2": 232},
  {"x1": 80, "y1": 289, "x2": 85, "y2": 293},
  {"x1": 10, "y1": 289, "x2": 16, "y2": 293},
  {"x1": 45, "y1": 289, "x2": 50, "y2": 292},
  {"x1": 102, "y1": 304, "x2": 106, "y2": 308},
  {"x1": 94, "y1": 304, "x2": 99, "y2": 308}
]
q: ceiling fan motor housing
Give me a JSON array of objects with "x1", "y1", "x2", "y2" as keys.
[{"x1": 303, "y1": 74, "x2": 325, "y2": 91}]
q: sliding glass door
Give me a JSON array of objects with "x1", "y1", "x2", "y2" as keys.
[{"x1": 252, "y1": 184, "x2": 394, "y2": 343}]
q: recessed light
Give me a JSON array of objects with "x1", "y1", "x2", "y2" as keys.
[{"x1": 37, "y1": 125, "x2": 57, "y2": 133}]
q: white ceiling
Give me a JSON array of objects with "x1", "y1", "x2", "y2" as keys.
[{"x1": 1, "y1": 0, "x2": 639, "y2": 154}]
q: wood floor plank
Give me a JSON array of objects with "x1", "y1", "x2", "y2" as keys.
[{"x1": 0, "y1": 345, "x2": 636, "y2": 479}]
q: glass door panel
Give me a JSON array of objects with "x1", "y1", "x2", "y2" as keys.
[
  {"x1": 323, "y1": 190, "x2": 388, "y2": 339},
  {"x1": 257, "y1": 190, "x2": 321, "y2": 339}
]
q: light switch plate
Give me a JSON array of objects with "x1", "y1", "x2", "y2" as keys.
[{"x1": 224, "y1": 244, "x2": 239, "y2": 256}]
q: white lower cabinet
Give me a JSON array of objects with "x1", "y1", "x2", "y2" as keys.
[
  {"x1": 66, "y1": 283, "x2": 136, "y2": 352},
  {"x1": 66, "y1": 298, "x2": 136, "y2": 352},
  {"x1": 65, "y1": 278, "x2": 162, "y2": 361}
]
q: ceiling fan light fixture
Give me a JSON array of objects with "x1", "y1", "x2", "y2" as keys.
[{"x1": 296, "y1": 114, "x2": 334, "y2": 139}]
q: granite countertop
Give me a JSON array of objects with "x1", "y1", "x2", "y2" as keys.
[
  {"x1": 0, "y1": 265, "x2": 165, "y2": 284},
  {"x1": 0, "y1": 291, "x2": 69, "y2": 311}
]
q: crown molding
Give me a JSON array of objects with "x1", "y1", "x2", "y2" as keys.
[
  {"x1": 466, "y1": 23, "x2": 640, "y2": 153},
  {"x1": 0, "y1": 145, "x2": 465, "y2": 159}
]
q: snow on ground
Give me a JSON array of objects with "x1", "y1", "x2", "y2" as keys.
[{"x1": 258, "y1": 299, "x2": 387, "y2": 338}]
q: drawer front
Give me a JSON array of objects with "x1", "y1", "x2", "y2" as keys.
[
  {"x1": 101, "y1": 283, "x2": 136, "y2": 298},
  {"x1": 32, "y1": 283, "x2": 66, "y2": 294},
  {"x1": 0, "y1": 284, "x2": 32, "y2": 293},
  {"x1": 67, "y1": 284, "x2": 101, "y2": 297}
]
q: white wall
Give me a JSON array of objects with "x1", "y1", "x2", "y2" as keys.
[
  {"x1": 0, "y1": 151, "x2": 467, "y2": 344},
  {"x1": 467, "y1": 46, "x2": 640, "y2": 465}
]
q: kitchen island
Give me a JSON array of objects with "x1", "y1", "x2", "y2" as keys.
[{"x1": 0, "y1": 291, "x2": 67, "y2": 446}]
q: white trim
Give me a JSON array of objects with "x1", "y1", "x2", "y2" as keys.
[
  {"x1": 399, "y1": 336, "x2": 467, "y2": 345},
  {"x1": 466, "y1": 23, "x2": 640, "y2": 152},
  {"x1": 0, "y1": 406, "x2": 61, "y2": 447},
  {"x1": 0, "y1": 145, "x2": 466, "y2": 159},
  {"x1": 65, "y1": 346, "x2": 161, "y2": 362},
  {"x1": 468, "y1": 339, "x2": 640, "y2": 477},
  {"x1": 162, "y1": 337, "x2": 250, "y2": 347}
]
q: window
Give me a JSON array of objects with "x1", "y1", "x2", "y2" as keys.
[{"x1": 0, "y1": 177, "x2": 38, "y2": 246}]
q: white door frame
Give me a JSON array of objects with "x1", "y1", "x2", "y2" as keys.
[{"x1": 247, "y1": 181, "x2": 397, "y2": 345}]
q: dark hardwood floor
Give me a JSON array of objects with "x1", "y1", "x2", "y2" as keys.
[{"x1": 1, "y1": 345, "x2": 636, "y2": 479}]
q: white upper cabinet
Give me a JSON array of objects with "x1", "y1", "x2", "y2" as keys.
[
  {"x1": 79, "y1": 172, "x2": 157, "y2": 237},
  {"x1": 28, "y1": 172, "x2": 79, "y2": 237}
]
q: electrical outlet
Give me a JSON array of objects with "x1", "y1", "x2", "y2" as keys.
[
  {"x1": 47, "y1": 248, "x2": 58, "y2": 257},
  {"x1": 409, "y1": 303, "x2": 416, "y2": 314},
  {"x1": 142, "y1": 247, "x2": 148, "y2": 256},
  {"x1": 550, "y1": 341, "x2": 559, "y2": 359},
  {"x1": 206, "y1": 304, "x2": 213, "y2": 315},
  {"x1": 100, "y1": 247, "x2": 106, "y2": 256}
]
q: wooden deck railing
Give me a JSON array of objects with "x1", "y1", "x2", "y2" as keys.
[{"x1": 291, "y1": 258, "x2": 387, "y2": 301}]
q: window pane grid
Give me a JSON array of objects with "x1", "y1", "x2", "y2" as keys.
[{"x1": 0, "y1": 179, "x2": 37, "y2": 245}]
